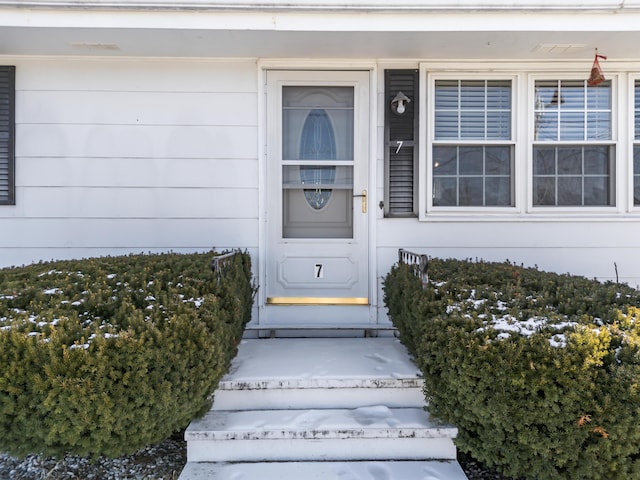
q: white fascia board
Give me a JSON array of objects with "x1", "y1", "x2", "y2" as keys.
[
  {"x1": 1, "y1": 0, "x2": 640, "y2": 12},
  {"x1": 3, "y1": 7, "x2": 640, "y2": 32}
]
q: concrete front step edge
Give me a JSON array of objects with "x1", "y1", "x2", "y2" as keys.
[
  {"x1": 185, "y1": 407, "x2": 457, "y2": 441},
  {"x1": 178, "y1": 460, "x2": 469, "y2": 480}
]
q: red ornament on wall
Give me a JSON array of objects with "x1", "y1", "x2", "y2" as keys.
[{"x1": 587, "y1": 50, "x2": 607, "y2": 86}]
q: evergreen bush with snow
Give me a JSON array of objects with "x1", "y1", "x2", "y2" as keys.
[
  {"x1": 384, "y1": 258, "x2": 640, "y2": 480},
  {"x1": 0, "y1": 251, "x2": 253, "y2": 459}
]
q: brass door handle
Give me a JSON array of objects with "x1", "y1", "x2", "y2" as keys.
[{"x1": 353, "y1": 189, "x2": 367, "y2": 213}]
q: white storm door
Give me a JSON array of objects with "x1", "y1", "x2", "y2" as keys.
[{"x1": 265, "y1": 70, "x2": 370, "y2": 309}]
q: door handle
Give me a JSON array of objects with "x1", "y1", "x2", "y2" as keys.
[{"x1": 353, "y1": 189, "x2": 367, "y2": 213}]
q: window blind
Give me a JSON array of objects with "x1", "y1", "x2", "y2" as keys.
[{"x1": 434, "y1": 80, "x2": 511, "y2": 141}]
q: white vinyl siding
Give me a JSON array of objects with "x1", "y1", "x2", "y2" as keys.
[{"x1": 0, "y1": 58, "x2": 258, "y2": 266}]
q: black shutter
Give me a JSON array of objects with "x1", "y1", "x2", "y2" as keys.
[
  {"x1": 384, "y1": 69, "x2": 418, "y2": 216},
  {"x1": 0, "y1": 66, "x2": 15, "y2": 205}
]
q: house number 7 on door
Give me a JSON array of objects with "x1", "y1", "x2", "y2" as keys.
[{"x1": 314, "y1": 264, "x2": 324, "y2": 279}]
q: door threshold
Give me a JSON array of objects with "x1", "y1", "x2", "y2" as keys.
[
  {"x1": 266, "y1": 297, "x2": 368, "y2": 306},
  {"x1": 244, "y1": 323, "x2": 397, "y2": 339}
]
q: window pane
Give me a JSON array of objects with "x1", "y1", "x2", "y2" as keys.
[
  {"x1": 561, "y1": 81, "x2": 585, "y2": 109},
  {"x1": 534, "y1": 80, "x2": 611, "y2": 142},
  {"x1": 486, "y1": 111, "x2": 511, "y2": 139},
  {"x1": 485, "y1": 146, "x2": 511, "y2": 175},
  {"x1": 435, "y1": 80, "x2": 458, "y2": 109},
  {"x1": 587, "y1": 112, "x2": 611, "y2": 140},
  {"x1": 459, "y1": 177, "x2": 483, "y2": 206},
  {"x1": 459, "y1": 177, "x2": 483, "y2": 207},
  {"x1": 584, "y1": 177, "x2": 609, "y2": 206},
  {"x1": 433, "y1": 146, "x2": 457, "y2": 175},
  {"x1": 460, "y1": 81, "x2": 485, "y2": 109},
  {"x1": 559, "y1": 111, "x2": 585, "y2": 141},
  {"x1": 433, "y1": 177, "x2": 457, "y2": 206},
  {"x1": 535, "y1": 81, "x2": 558, "y2": 107},
  {"x1": 432, "y1": 79, "x2": 512, "y2": 208},
  {"x1": 587, "y1": 82, "x2": 611, "y2": 110},
  {"x1": 485, "y1": 177, "x2": 511, "y2": 206},
  {"x1": 283, "y1": 165, "x2": 353, "y2": 187},
  {"x1": 432, "y1": 145, "x2": 512, "y2": 207},
  {"x1": 459, "y1": 147, "x2": 483, "y2": 175},
  {"x1": 557, "y1": 148, "x2": 582, "y2": 175},
  {"x1": 282, "y1": 86, "x2": 354, "y2": 161},
  {"x1": 434, "y1": 111, "x2": 459, "y2": 139},
  {"x1": 487, "y1": 81, "x2": 511, "y2": 109},
  {"x1": 435, "y1": 79, "x2": 511, "y2": 141},
  {"x1": 533, "y1": 147, "x2": 556, "y2": 175},
  {"x1": 584, "y1": 146, "x2": 609, "y2": 175},
  {"x1": 533, "y1": 79, "x2": 613, "y2": 208},
  {"x1": 460, "y1": 111, "x2": 486, "y2": 139},
  {"x1": 533, "y1": 145, "x2": 613, "y2": 206},
  {"x1": 283, "y1": 86, "x2": 354, "y2": 109},
  {"x1": 557, "y1": 177, "x2": 582, "y2": 205},
  {"x1": 535, "y1": 111, "x2": 558, "y2": 141},
  {"x1": 533, "y1": 176, "x2": 556, "y2": 205}
]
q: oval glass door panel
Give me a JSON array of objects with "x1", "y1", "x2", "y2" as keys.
[
  {"x1": 300, "y1": 109, "x2": 336, "y2": 210},
  {"x1": 282, "y1": 86, "x2": 354, "y2": 239}
]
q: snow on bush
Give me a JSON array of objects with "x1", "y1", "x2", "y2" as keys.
[
  {"x1": 0, "y1": 251, "x2": 253, "y2": 459},
  {"x1": 384, "y1": 258, "x2": 640, "y2": 480}
]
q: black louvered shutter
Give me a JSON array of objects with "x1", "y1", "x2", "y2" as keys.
[
  {"x1": 0, "y1": 66, "x2": 15, "y2": 205},
  {"x1": 384, "y1": 69, "x2": 418, "y2": 216}
]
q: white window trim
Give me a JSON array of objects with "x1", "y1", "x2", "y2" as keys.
[
  {"x1": 526, "y1": 73, "x2": 620, "y2": 214},
  {"x1": 422, "y1": 71, "x2": 519, "y2": 217},
  {"x1": 630, "y1": 73, "x2": 640, "y2": 212},
  {"x1": 418, "y1": 62, "x2": 635, "y2": 221}
]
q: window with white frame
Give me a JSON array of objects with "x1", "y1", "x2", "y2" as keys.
[
  {"x1": 431, "y1": 79, "x2": 514, "y2": 207},
  {"x1": 634, "y1": 79, "x2": 640, "y2": 206},
  {"x1": 532, "y1": 80, "x2": 614, "y2": 207}
]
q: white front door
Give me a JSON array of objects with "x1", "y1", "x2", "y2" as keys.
[{"x1": 264, "y1": 70, "x2": 371, "y2": 325}]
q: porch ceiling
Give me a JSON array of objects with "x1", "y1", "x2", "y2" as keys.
[
  {"x1": 3, "y1": 27, "x2": 640, "y2": 60},
  {"x1": 1, "y1": 8, "x2": 640, "y2": 59}
]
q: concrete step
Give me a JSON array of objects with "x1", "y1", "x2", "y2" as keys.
[
  {"x1": 179, "y1": 460, "x2": 469, "y2": 479},
  {"x1": 212, "y1": 337, "x2": 425, "y2": 410},
  {"x1": 213, "y1": 377, "x2": 425, "y2": 410},
  {"x1": 180, "y1": 338, "x2": 467, "y2": 479},
  {"x1": 185, "y1": 406, "x2": 458, "y2": 462}
]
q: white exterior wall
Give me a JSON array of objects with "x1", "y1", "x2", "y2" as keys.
[
  {"x1": 375, "y1": 219, "x2": 640, "y2": 286},
  {"x1": 375, "y1": 217, "x2": 640, "y2": 321},
  {"x1": 2, "y1": 54, "x2": 640, "y2": 325},
  {"x1": 1, "y1": 57, "x2": 259, "y2": 267}
]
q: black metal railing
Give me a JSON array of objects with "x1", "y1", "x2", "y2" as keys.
[
  {"x1": 398, "y1": 248, "x2": 429, "y2": 286},
  {"x1": 210, "y1": 250, "x2": 242, "y2": 283}
]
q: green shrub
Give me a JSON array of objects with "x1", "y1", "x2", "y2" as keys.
[
  {"x1": 384, "y1": 259, "x2": 640, "y2": 480},
  {"x1": 0, "y1": 251, "x2": 253, "y2": 459}
]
